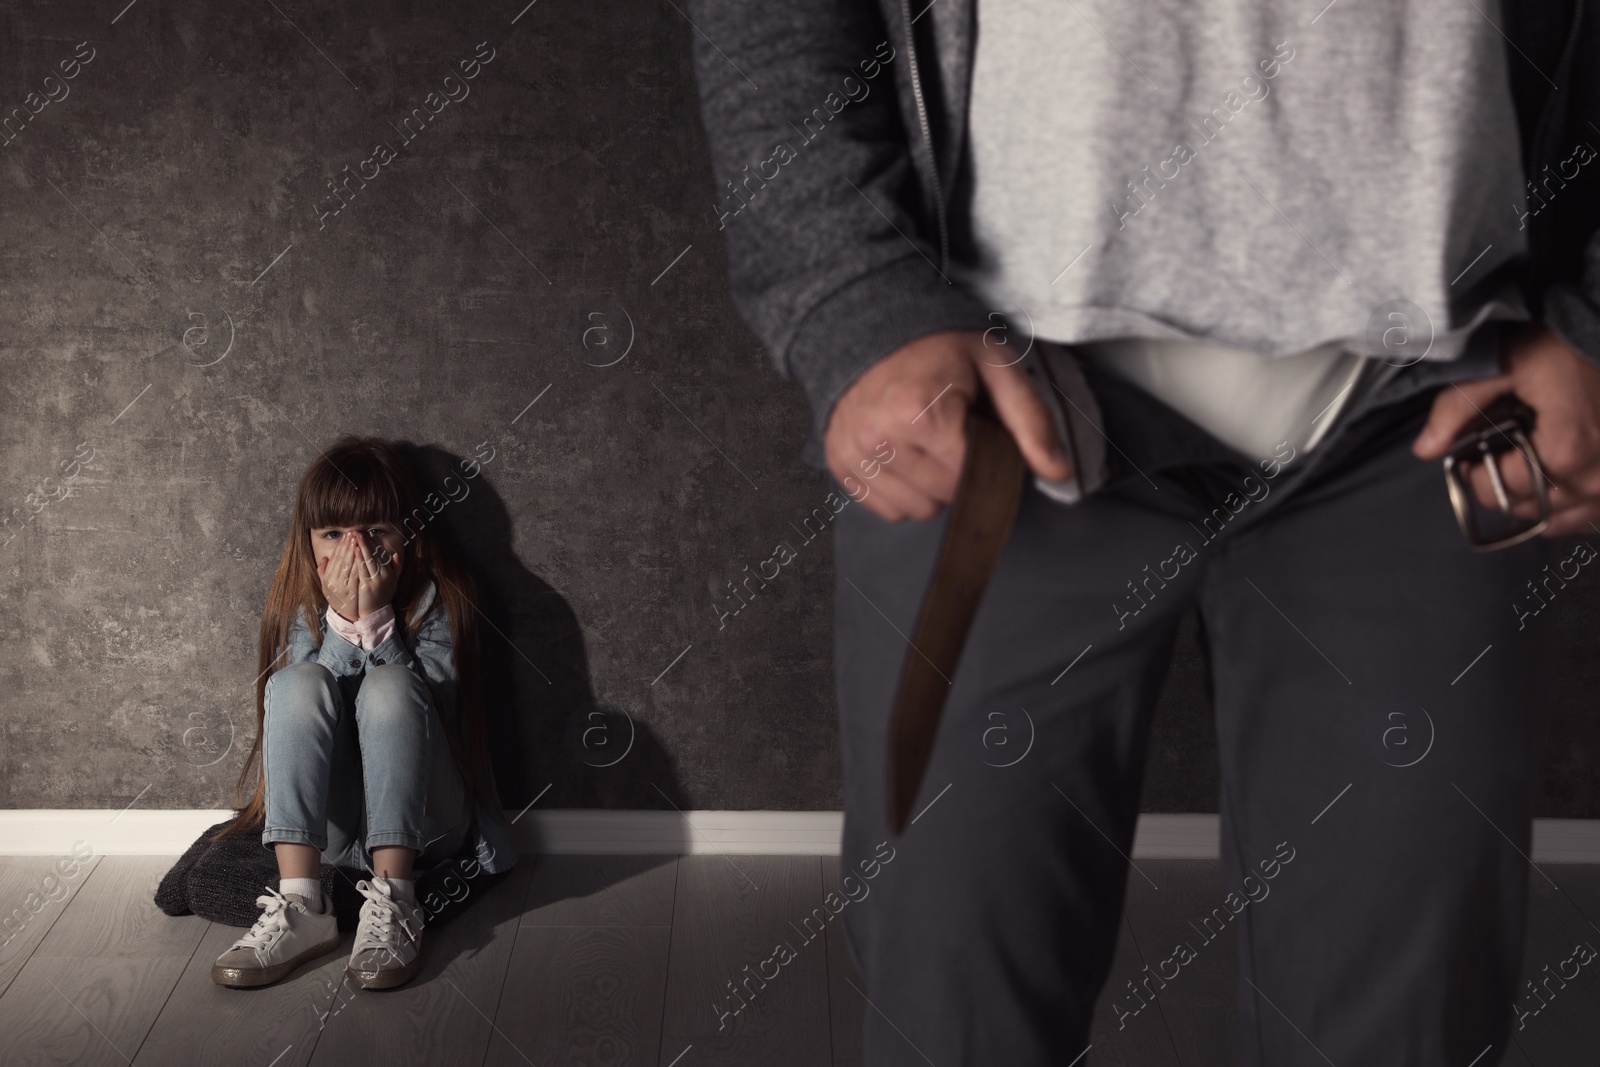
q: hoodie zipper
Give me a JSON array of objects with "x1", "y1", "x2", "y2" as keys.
[{"x1": 899, "y1": 0, "x2": 950, "y2": 275}]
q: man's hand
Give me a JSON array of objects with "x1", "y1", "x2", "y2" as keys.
[
  {"x1": 824, "y1": 329, "x2": 1074, "y2": 522},
  {"x1": 1413, "y1": 323, "x2": 1600, "y2": 537}
]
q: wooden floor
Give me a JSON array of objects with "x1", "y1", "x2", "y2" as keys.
[{"x1": 0, "y1": 854, "x2": 1596, "y2": 1066}]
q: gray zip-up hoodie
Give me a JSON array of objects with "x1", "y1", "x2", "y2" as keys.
[{"x1": 685, "y1": 0, "x2": 1600, "y2": 471}]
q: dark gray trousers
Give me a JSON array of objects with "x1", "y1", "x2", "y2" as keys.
[{"x1": 831, "y1": 334, "x2": 1561, "y2": 1066}]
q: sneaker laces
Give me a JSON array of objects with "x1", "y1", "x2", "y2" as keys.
[
  {"x1": 232, "y1": 885, "x2": 295, "y2": 953},
  {"x1": 352, "y1": 879, "x2": 419, "y2": 961}
]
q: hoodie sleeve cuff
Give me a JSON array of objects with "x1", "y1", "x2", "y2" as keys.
[
  {"x1": 1543, "y1": 281, "x2": 1600, "y2": 373},
  {"x1": 782, "y1": 254, "x2": 999, "y2": 470}
]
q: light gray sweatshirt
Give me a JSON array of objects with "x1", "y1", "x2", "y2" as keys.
[{"x1": 952, "y1": 0, "x2": 1532, "y2": 460}]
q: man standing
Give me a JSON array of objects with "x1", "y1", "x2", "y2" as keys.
[{"x1": 689, "y1": 1, "x2": 1600, "y2": 1063}]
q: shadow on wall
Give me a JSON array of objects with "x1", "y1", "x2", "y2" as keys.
[{"x1": 393, "y1": 443, "x2": 690, "y2": 816}]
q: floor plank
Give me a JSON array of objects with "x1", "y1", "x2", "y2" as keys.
[
  {"x1": 0, "y1": 954, "x2": 191, "y2": 1067},
  {"x1": 658, "y1": 1033, "x2": 832, "y2": 1066},
  {"x1": 658, "y1": 855, "x2": 830, "y2": 1066},
  {"x1": 521, "y1": 854, "x2": 678, "y2": 927},
  {"x1": 132, "y1": 918, "x2": 343, "y2": 1067},
  {"x1": 820, "y1": 856, "x2": 864, "y2": 1067},
  {"x1": 0, "y1": 852, "x2": 1595, "y2": 1065},
  {"x1": 306, "y1": 855, "x2": 535, "y2": 1067},
  {"x1": 0, "y1": 854, "x2": 103, "y2": 1000},
  {"x1": 483, "y1": 925, "x2": 671, "y2": 1067},
  {"x1": 487, "y1": 853, "x2": 677, "y2": 1066},
  {"x1": 35, "y1": 857, "x2": 206, "y2": 959}
]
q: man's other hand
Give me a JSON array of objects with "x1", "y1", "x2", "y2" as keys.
[
  {"x1": 824, "y1": 329, "x2": 1074, "y2": 522},
  {"x1": 1413, "y1": 323, "x2": 1600, "y2": 537}
]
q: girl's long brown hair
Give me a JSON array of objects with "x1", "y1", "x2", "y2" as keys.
[{"x1": 214, "y1": 436, "x2": 500, "y2": 840}]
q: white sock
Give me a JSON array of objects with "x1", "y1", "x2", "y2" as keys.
[
  {"x1": 385, "y1": 877, "x2": 416, "y2": 905},
  {"x1": 280, "y1": 877, "x2": 323, "y2": 912}
]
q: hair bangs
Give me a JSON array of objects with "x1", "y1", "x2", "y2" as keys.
[{"x1": 298, "y1": 448, "x2": 407, "y2": 530}]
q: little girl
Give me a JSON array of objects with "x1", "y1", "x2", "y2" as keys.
[{"x1": 209, "y1": 436, "x2": 516, "y2": 990}]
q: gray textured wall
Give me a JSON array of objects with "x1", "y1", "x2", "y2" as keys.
[{"x1": 2, "y1": 0, "x2": 1597, "y2": 818}]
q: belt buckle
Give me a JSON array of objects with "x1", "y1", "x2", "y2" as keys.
[{"x1": 1442, "y1": 392, "x2": 1551, "y2": 551}]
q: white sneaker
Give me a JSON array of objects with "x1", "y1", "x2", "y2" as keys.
[
  {"x1": 346, "y1": 876, "x2": 426, "y2": 990},
  {"x1": 212, "y1": 886, "x2": 339, "y2": 988}
]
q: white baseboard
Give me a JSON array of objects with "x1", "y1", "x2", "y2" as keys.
[
  {"x1": 1130, "y1": 814, "x2": 1221, "y2": 859},
  {"x1": 511, "y1": 809, "x2": 844, "y2": 855},
  {"x1": 1528, "y1": 818, "x2": 1600, "y2": 864},
  {"x1": 0, "y1": 810, "x2": 241, "y2": 857},
  {"x1": 1, "y1": 810, "x2": 1597, "y2": 863}
]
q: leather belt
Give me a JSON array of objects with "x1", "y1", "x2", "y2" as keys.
[{"x1": 885, "y1": 390, "x2": 1028, "y2": 834}]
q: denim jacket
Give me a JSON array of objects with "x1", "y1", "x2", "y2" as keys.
[{"x1": 281, "y1": 578, "x2": 518, "y2": 875}]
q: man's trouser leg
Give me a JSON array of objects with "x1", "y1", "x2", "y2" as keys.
[
  {"x1": 831, "y1": 445, "x2": 1213, "y2": 1065},
  {"x1": 831, "y1": 367, "x2": 1556, "y2": 1066},
  {"x1": 1199, "y1": 386, "x2": 1557, "y2": 1066}
]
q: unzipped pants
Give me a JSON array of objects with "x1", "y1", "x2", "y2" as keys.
[{"x1": 831, "y1": 335, "x2": 1564, "y2": 1067}]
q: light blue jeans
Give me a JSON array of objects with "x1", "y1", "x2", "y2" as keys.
[{"x1": 261, "y1": 661, "x2": 470, "y2": 871}]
